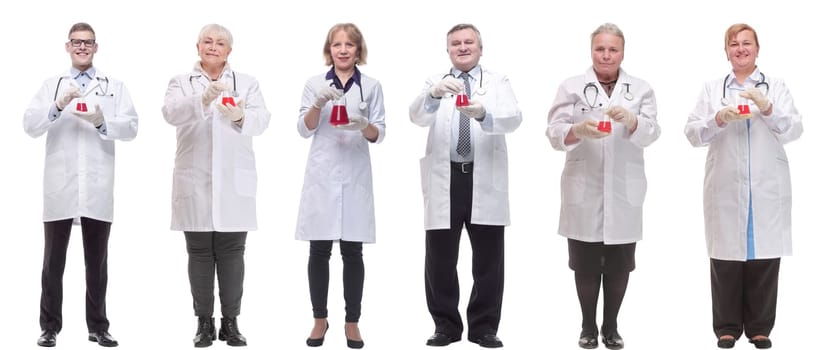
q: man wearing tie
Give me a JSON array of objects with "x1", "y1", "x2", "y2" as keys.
[
  {"x1": 23, "y1": 22, "x2": 138, "y2": 347},
  {"x1": 409, "y1": 23, "x2": 522, "y2": 349}
]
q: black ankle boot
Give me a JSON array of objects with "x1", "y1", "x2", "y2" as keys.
[
  {"x1": 194, "y1": 317, "x2": 216, "y2": 348},
  {"x1": 219, "y1": 317, "x2": 247, "y2": 347}
]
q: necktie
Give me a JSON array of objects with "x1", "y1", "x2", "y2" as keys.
[{"x1": 456, "y1": 72, "x2": 472, "y2": 158}]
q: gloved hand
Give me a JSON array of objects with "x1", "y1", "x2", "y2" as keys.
[
  {"x1": 458, "y1": 100, "x2": 486, "y2": 120},
  {"x1": 739, "y1": 88, "x2": 771, "y2": 113},
  {"x1": 201, "y1": 82, "x2": 227, "y2": 107},
  {"x1": 571, "y1": 120, "x2": 610, "y2": 139},
  {"x1": 335, "y1": 115, "x2": 370, "y2": 131},
  {"x1": 55, "y1": 86, "x2": 81, "y2": 111},
  {"x1": 428, "y1": 77, "x2": 464, "y2": 98},
  {"x1": 216, "y1": 99, "x2": 245, "y2": 123},
  {"x1": 717, "y1": 105, "x2": 750, "y2": 124},
  {"x1": 605, "y1": 106, "x2": 637, "y2": 130},
  {"x1": 73, "y1": 104, "x2": 104, "y2": 127},
  {"x1": 312, "y1": 86, "x2": 343, "y2": 109}
]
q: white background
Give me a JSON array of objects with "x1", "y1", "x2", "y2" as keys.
[{"x1": 1, "y1": 1, "x2": 820, "y2": 349}]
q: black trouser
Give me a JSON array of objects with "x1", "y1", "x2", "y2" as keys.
[
  {"x1": 425, "y1": 162, "x2": 505, "y2": 340},
  {"x1": 575, "y1": 272, "x2": 630, "y2": 336},
  {"x1": 711, "y1": 258, "x2": 780, "y2": 339},
  {"x1": 308, "y1": 240, "x2": 364, "y2": 322},
  {"x1": 40, "y1": 217, "x2": 111, "y2": 333},
  {"x1": 184, "y1": 231, "x2": 247, "y2": 318}
]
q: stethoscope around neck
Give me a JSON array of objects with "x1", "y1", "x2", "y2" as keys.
[
  {"x1": 720, "y1": 72, "x2": 768, "y2": 105},
  {"x1": 53, "y1": 75, "x2": 112, "y2": 100},
  {"x1": 581, "y1": 81, "x2": 632, "y2": 112},
  {"x1": 442, "y1": 69, "x2": 487, "y2": 96},
  {"x1": 190, "y1": 71, "x2": 239, "y2": 97},
  {"x1": 329, "y1": 80, "x2": 368, "y2": 111}
]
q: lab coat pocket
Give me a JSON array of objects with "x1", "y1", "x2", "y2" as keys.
[
  {"x1": 419, "y1": 155, "x2": 432, "y2": 196},
  {"x1": 776, "y1": 157, "x2": 792, "y2": 199},
  {"x1": 235, "y1": 168, "x2": 257, "y2": 198},
  {"x1": 173, "y1": 169, "x2": 192, "y2": 198},
  {"x1": 561, "y1": 159, "x2": 585, "y2": 205},
  {"x1": 492, "y1": 149, "x2": 508, "y2": 192},
  {"x1": 100, "y1": 96, "x2": 115, "y2": 120},
  {"x1": 624, "y1": 163, "x2": 647, "y2": 207},
  {"x1": 43, "y1": 151, "x2": 66, "y2": 196}
]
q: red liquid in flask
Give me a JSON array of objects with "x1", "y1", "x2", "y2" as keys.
[
  {"x1": 221, "y1": 97, "x2": 236, "y2": 107},
  {"x1": 737, "y1": 104, "x2": 751, "y2": 115},
  {"x1": 76, "y1": 102, "x2": 88, "y2": 112},
  {"x1": 455, "y1": 94, "x2": 469, "y2": 107},
  {"x1": 330, "y1": 105, "x2": 350, "y2": 126},
  {"x1": 597, "y1": 121, "x2": 612, "y2": 133}
]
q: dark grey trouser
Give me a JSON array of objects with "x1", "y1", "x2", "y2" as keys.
[{"x1": 185, "y1": 231, "x2": 247, "y2": 318}]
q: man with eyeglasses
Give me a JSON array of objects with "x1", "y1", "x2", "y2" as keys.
[{"x1": 23, "y1": 22, "x2": 138, "y2": 348}]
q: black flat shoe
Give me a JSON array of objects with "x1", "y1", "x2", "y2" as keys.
[
  {"x1": 717, "y1": 336, "x2": 736, "y2": 348},
  {"x1": 426, "y1": 332, "x2": 461, "y2": 347},
  {"x1": 88, "y1": 331, "x2": 119, "y2": 347},
  {"x1": 37, "y1": 330, "x2": 57, "y2": 347},
  {"x1": 578, "y1": 330, "x2": 598, "y2": 349},
  {"x1": 601, "y1": 332, "x2": 624, "y2": 350},
  {"x1": 469, "y1": 334, "x2": 503, "y2": 348},
  {"x1": 306, "y1": 322, "x2": 329, "y2": 347},
  {"x1": 194, "y1": 317, "x2": 216, "y2": 348},
  {"x1": 218, "y1": 317, "x2": 247, "y2": 347},
  {"x1": 749, "y1": 337, "x2": 772, "y2": 349}
]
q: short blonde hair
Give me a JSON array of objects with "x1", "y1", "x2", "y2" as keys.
[
  {"x1": 323, "y1": 23, "x2": 367, "y2": 66},
  {"x1": 724, "y1": 23, "x2": 759, "y2": 49},
  {"x1": 591, "y1": 23, "x2": 625, "y2": 48}
]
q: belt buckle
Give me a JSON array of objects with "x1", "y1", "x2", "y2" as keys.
[{"x1": 461, "y1": 162, "x2": 472, "y2": 174}]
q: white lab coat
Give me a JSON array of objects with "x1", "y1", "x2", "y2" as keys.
[
  {"x1": 24, "y1": 69, "x2": 138, "y2": 222},
  {"x1": 547, "y1": 68, "x2": 660, "y2": 244},
  {"x1": 162, "y1": 63, "x2": 271, "y2": 232},
  {"x1": 685, "y1": 69, "x2": 802, "y2": 261},
  {"x1": 410, "y1": 66, "x2": 522, "y2": 230},
  {"x1": 295, "y1": 71, "x2": 385, "y2": 243}
]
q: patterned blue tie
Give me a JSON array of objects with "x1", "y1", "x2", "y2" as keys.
[{"x1": 456, "y1": 73, "x2": 472, "y2": 158}]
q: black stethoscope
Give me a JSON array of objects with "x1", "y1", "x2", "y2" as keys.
[
  {"x1": 581, "y1": 81, "x2": 632, "y2": 112},
  {"x1": 442, "y1": 69, "x2": 487, "y2": 96},
  {"x1": 53, "y1": 76, "x2": 112, "y2": 100},
  {"x1": 189, "y1": 71, "x2": 238, "y2": 97},
  {"x1": 720, "y1": 72, "x2": 768, "y2": 105},
  {"x1": 329, "y1": 80, "x2": 367, "y2": 111}
]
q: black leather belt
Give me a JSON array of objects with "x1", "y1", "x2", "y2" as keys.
[{"x1": 451, "y1": 161, "x2": 473, "y2": 174}]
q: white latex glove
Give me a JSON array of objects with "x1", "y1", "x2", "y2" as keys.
[
  {"x1": 335, "y1": 115, "x2": 369, "y2": 131},
  {"x1": 216, "y1": 99, "x2": 245, "y2": 123},
  {"x1": 312, "y1": 86, "x2": 343, "y2": 109},
  {"x1": 56, "y1": 86, "x2": 81, "y2": 111},
  {"x1": 73, "y1": 104, "x2": 104, "y2": 127},
  {"x1": 717, "y1": 106, "x2": 750, "y2": 124},
  {"x1": 571, "y1": 120, "x2": 610, "y2": 139},
  {"x1": 605, "y1": 106, "x2": 637, "y2": 130},
  {"x1": 202, "y1": 82, "x2": 227, "y2": 107},
  {"x1": 428, "y1": 77, "x2": 464, "y2": 98},
  {"x1": 458, "y1": 100, "x2": 486, "y2": 120},
  {"x1": 739, "y1": 88, "x2": 771, "y2": 113}
]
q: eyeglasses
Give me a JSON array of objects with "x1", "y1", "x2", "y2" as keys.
[{"x1": 69, "y1": 39, "x2": 96, "y2": 47}]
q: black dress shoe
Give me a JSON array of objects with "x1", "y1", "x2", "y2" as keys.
[
  {"x1": 749, "y1": 337, "x2": 772, "y2": 349},
  {"x1": 37, "y1": 330, "x2": 57, "y2": 347},
  {"x1": 88, "y1": 331, "x2": 119, "y2": 347},
  {"x1": 578, "y1": 330, "x2": 598, "y2": 349},
  {"x1": 469, "y1": 334, "x2": 503, "y2": 348},
  {"x1": 218, "y1": 317, "x2": 247, "y2": 346},
  {"x1": 306, "y1": 322, "x2": 329, "y2": 347},
  {"x1": 717, "y1": 336, "x2": 736, "y2": 348},
  {"x1": 426, "y1": 332, "x2": 461, "y2": 346},
  {"x1": 194, "y1": 317, "x2": 216, "y2": 347},
  {"x1": 601, "y1": 332, "x2": 624, "y2": 350}
]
